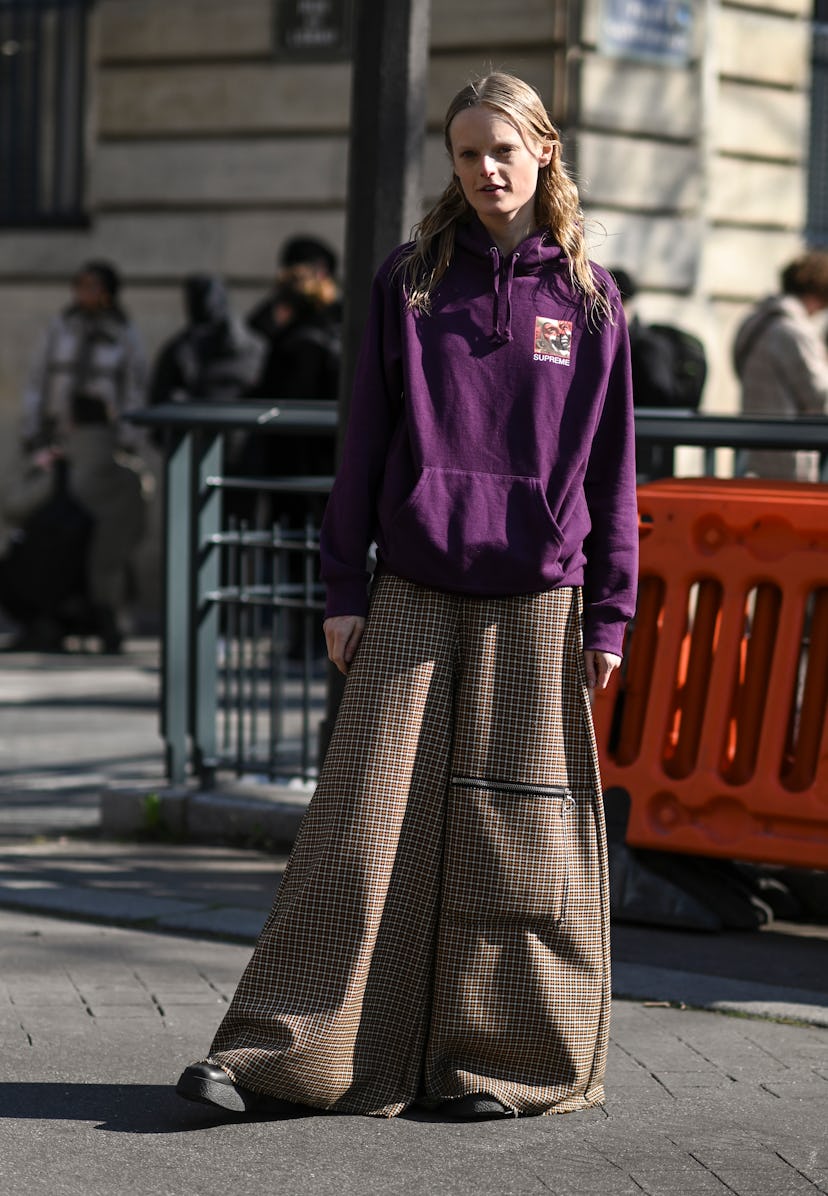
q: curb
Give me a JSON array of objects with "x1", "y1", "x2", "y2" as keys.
[
  {"x1": 100, "y1": 780, "x2": 312, "y2": 847},
  {"x1": 2, "y1": 885, "x2": 827, "y2": 1027},
  {"x1": 612, "y1": 962, "x2": 828, "y2": 1027}
]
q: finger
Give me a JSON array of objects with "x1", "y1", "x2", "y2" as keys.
[
  {"x1": 343, "y1": 623, "x2": 363, "y2": 664},
  {"x1": 324, "y1": 625, "x2": 337, "y2": 663},
  {"x1": 583, "y1": 651, "x2": 597, "y2": 690},
  {"x1": 324, "y1": 627, "x2": 347, "y2": 674},
  {"x1": 333, "y1": 631, "x2": 350, "y2": 675},
  {"x1": 596, "y1": 657, "x2": 619, "y2": 691}
]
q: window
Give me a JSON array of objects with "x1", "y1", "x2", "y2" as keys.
[
  {"x1": 808, "y1": 0, "x2": 828, "y2": 246},
  {"x1": 0, "y1": 0, "x2": 88, "y2": 227}
]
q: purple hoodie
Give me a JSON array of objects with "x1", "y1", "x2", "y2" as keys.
[{"x1": 320, "y1": 216, "x2": 638, "y2": 655}]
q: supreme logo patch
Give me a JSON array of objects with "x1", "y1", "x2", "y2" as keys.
[{"x1": 533, "y1": 317, "x2": 572, "y2": 365}]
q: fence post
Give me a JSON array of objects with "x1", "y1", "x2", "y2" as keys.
[
  {"x1": 162, "y1": 426, "x2": 193, "y2": 784},
  {"x1": 191, "y1": 427, "x2": 223, "y2": 788}
]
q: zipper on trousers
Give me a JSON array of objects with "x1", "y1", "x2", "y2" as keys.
[
  {"x1": 451, "y1": 775, "x2": 576, "y2": 923},
  {"x1": 451, "y1": 776, "x2": 574, "y2": 805}
]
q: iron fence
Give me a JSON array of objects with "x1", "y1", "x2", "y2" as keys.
[
  {"x1": 131, "y1": 401, "x2": 336, "y2": 788},
  {"x1": 132, "y1": 402, "x2": 828, "y2": 791}
]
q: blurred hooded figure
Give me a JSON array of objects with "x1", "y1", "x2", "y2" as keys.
[{"x1": 149, "y1": 274, "x2": 265, "y2": 407}]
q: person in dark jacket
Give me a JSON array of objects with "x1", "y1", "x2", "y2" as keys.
[
  {"x1": 247, "y1": 234, "x2": 342, "y2": 347},
  {"x1": 610, "y1": 267, "x2": 708, "y2": 479},
  {"x1": 149, "y1": 274, "x2": 265, "y2": 408},
  {"x1": 177, "y1": 73, "x2": 637, "y2": 1123},
  {"x1": 241, "y1": 235, "x2": 341, "y2": 496},
  {"x1": 610, "y1": 269, "x2": 676, "y2": 407}
]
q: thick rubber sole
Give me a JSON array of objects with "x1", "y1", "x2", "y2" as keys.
[
  {"x1": 448, "y1": 1093, "x2": 516, "y2": 1120},
  {"x1": 175, "y1": 1068, "x2": 253, "y2": 1113}
]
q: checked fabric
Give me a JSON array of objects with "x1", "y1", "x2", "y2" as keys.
[{"x1": 207, "y1": 573, "x2": 610, "y2": 1117}]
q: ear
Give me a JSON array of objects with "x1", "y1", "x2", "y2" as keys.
[{"x1": 537, "y1": 141, "x2": 555, "y2": 167}]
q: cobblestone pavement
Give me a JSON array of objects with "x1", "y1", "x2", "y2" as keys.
[{"x1": 2, "y1": 908, "x2": 827, "y2": 1196}]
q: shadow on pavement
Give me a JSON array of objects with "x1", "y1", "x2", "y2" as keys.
[{"x1": 0, "y1": 1082, "x2": 316, "y2": 1133}]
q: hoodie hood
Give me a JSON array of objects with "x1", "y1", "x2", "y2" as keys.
[{"x1": 454, "y1": 217, "x2": 568, "y2": 345}]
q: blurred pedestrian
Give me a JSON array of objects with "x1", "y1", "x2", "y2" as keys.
[
  {"x1": 149, "y1": 274, "x2": 265, "y2": 408},
  {"x1": 20, "y1": 260, "x2": 147, "y2": 452},
  {"x1": 177, "y1": 72, "x2": 637, "y2": 1121},
  {"x1": 238, "y1": 271, "x2": 341, "y2": 656},
  {"x1": 247, "y1": 235, "x2": 341, "y2": 348},
  {"x1": 0, "y1": 393, "x2": 148, "y2": 653},
  {"x1": 611, "y1": 266, "x2": 707, "y2": 479},
  {"x1": 242, "y1": 273, "x2": 340, "y2": 484},
  {"x1": 733, "y1": 251, "x2": 828, "y2": 480}
]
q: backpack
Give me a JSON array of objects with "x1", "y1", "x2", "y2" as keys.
[{"x1": 630, "y1": 321, "x2": 707, "y2": 410}]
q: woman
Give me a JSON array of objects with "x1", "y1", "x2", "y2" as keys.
[
  {"x1": 21, "y1": 260, "x2": 147, "y2": 452},
  {"x1": 176, "y1": 72, "x2": 638, "y2": 1120}
]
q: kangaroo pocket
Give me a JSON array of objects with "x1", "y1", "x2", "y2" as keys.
[
  {"x1": 381, "y1": 467, "x2": 566, "y2": 593},
  {"x1": 443, "y1": 777, "x2": 576, "y2": 923}
]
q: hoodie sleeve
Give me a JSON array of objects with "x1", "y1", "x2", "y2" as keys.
[
  {"x1": 319, "y1": 260, "x2": 403, "y2": 618},
  {"x1": 581, "y1": 304, "x2": 639, "y2": 656}
]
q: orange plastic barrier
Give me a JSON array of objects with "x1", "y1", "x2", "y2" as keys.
[{"x1": 592, "y1": 478, "x2": 828, "y2": 869}]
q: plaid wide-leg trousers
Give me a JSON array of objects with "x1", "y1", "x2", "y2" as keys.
[{"x1": 208, "y1": 573, "x2": 610, "y2": 1117}]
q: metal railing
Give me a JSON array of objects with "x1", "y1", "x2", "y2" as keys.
[
  {"x1": 131, "y1": 401, "x2": 336, "y2": 788},
  {"x1": 133, "y1": 402, "x2": 828, "y2": 791},
  {"x1": 634, "y1": 408, "x2": 828, "y2": 482}
]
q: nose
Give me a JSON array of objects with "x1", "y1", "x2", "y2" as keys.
[{"x1": 480, "y1": 155, "x2": 497, "y2": 177}]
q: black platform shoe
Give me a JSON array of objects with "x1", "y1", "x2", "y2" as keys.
[
  {"x1": 448, "y1": 1093, "x2": 516, "y2": 1120},
  {"x1": 176, "y1": 1062, "x2": 262, "y2": 1113}
]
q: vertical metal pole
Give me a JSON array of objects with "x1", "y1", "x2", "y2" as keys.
[
  {"x1": 235, "y1": 521, "x2": 248, "y2": 777},
  {"x1": 695, "y1": 0, "x2": 719, "y2": 466},
  {"x1": 319, "y1": 0, "x2": 432, "y2": 767},
  {"x1": 559, "y1": 0, "x2": 583, "y2": 161},
  {"x1": 162, "y1": 426, "x2": 193, "y2": 784},
  {"x1": 336, "y1": 0, "x2": 431, "y2": 446},
  {"x1": 302, "y1": 511, "x2": 314, "y2": 780},
  {"x1": 191, "y1": 428, "x2": 223, "y2": 788},
  {"x1": 268, "y1": 523, "x2": 280, "y2": 781}
]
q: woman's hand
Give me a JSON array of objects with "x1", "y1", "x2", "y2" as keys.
[
  {"x1": 323, "y1": 615, "x2": 366, "y2": 675},
  {"x1": 583, "y1": 649, "x2": 621, "y2": 695}
]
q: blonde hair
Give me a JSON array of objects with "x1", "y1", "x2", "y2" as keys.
[{"x1": 397, "y1": 73, "x2": 611, "y2": 323}]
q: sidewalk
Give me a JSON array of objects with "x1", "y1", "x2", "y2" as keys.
[{"x1": 1, "y1": 641, "x2": 827, "y2": 1195}]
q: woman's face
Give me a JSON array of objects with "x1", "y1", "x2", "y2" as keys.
[
  {"x1": 73, "y1": 271, "x2": 110, "y2": 312},
  {"x1": 448, "y1": 105, "x2": 552, "y2": 239}
]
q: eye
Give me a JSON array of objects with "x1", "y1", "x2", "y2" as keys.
[{"x1": 458, "y1": 149, "x2": 476, "y2": 159}]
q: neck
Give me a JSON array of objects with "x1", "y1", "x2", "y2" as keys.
[{"x1": 480, "y1": 216, "x2": 535, "y2": 256}]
